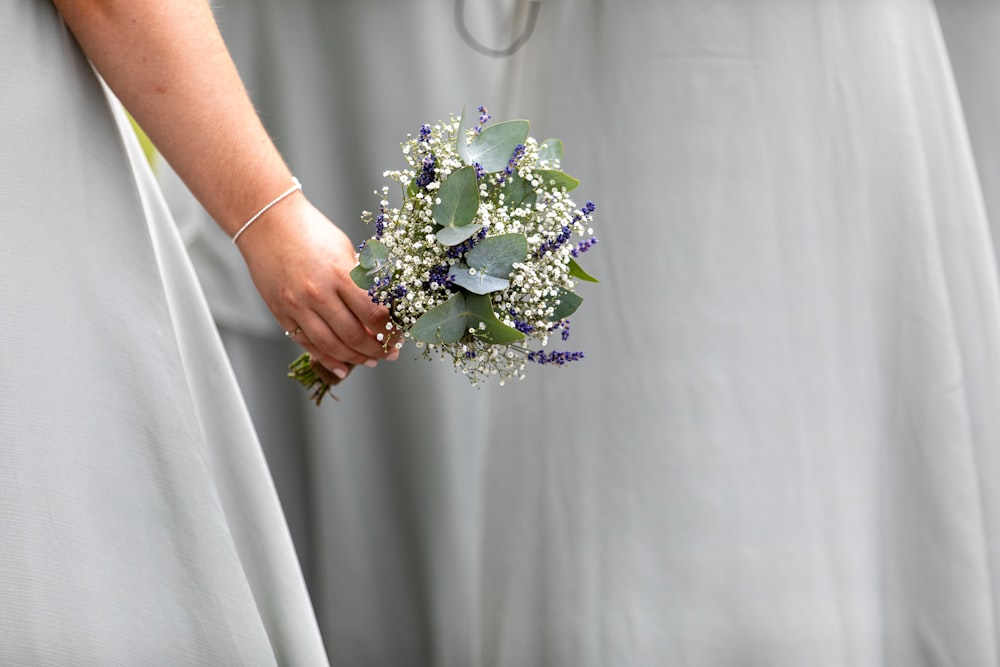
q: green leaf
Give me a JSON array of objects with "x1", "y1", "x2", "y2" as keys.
[
  {"x1": 408, "y1": 291, "x2": 524, "y2": 345},
  {"x1": 436, "y1": 224, "x2": 484, "y2": 246},
  {"x1": 538, "y1": 138, "x2": 564, "y2": 163},
  {"x1": 350, "y1": 264, "x2": 376, "y2": 290},
  {"x1": 450, "y1": 234, "x2": 527, "y2": 294},
  {"x1": 455, "y1": 105, "x2": 473, "y2": 165},
  {"x1": 534, "y1": 169, "x2": 579, "y2": 192},
  {"x1": 432, "y1": 166, "x2": 481, "y2": 243},
  {"x1": 409, "y1": 292, "x2": 471, "y2": 344},
  {"x1": 548, "y1": 287, "x2": 584, "y2": 321},
  {"x1": 465, "y1": 294, "x2": 525, "y2": 344},
  {"x1": 450, "y1": 263, "x2": 510, "y2": 295},
  {"x1": 502, "y1": 172, "x2": 530, "y2": 208},
  {"x1": 358, "y1": 239, "x2": 390, "y2": 270},
  {"x1": 468, "y1": 120, "x2": 529, "y2": 173},
  {"x1": 351, "y1": 239, "x2": 390, "y2": 290},
  {"x1": 466, "y1": 233, "x2": 527, "y2": 278},
  {"x1": 568, "y1": 258, "x2": 599, "y2": 283},
  {"x1": 406, "y1": 181, "x2": 418, "y2": 200}
]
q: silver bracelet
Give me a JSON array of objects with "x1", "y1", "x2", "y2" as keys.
[{"x1": 231, "y1": 177, "x2": 302, "y2": 245}]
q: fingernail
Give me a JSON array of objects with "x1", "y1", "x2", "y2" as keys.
[
  {"x1": 334, "y1": 367, "x2": 348, "y2": 380},
  {"x1": 387, "y1": 349, "x2": 399, "y2": 361},
  {"x1": 363, "y1": 359, "x2": 378, "y2": 368}
]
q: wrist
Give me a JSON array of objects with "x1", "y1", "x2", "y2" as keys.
[{"x1": 231, "y1": 176, "x2": 304, "y2": 246}]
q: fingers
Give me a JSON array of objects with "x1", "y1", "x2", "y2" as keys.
[
  {"x1": 253, "y1": 201, "x2": 403, "y2": 371},
  {"x1": 283, "y1": 291, "x2": 400, "y2": 376},
  {"x1": 294, "y1": 337, "x2": 353, "y2": 381},
  {"x1": 289, "y1": 309, "x2": 379, "y2": 366},
  {"x1": 338, "y1": 278, "x2": 403, "y2": 351}
]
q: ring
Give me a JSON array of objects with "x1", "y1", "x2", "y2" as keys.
[{"x1": 285, "y1": 326, "x2": 303, "y2": 338}]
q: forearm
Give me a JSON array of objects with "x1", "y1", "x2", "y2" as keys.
[
  {"x1": 52, "y1": 0, "x2": 296, "y2": 237},
  {"x1": 52, "y1": 0, "x2": 398, "y2": 371}
]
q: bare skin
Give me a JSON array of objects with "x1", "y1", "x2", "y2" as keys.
[{"x1": 52, "y1": 0, "x2": 398, "y2": 378}]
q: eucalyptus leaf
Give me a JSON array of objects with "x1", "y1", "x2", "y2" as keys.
[
  {"x1": 466, "y1": 233, "x2": 528, "y2": 278},
  {"x1": 568, "y1": 258, "x2": 599, "y2": 283},
  {"x1": 548, "y1": 287, "x2": 584, "y2": 321},
  {"x1": 432, "y1": 165, "x2": 480, "y2": 233},
  {"x1": 350, "y1": 264, "x2": 376, "y2": 290},
  {"x1": 406, "y1": 181, "x2": 418, "y2": 200},
  {"x1": 468, "y1": 120, "x2": 529, "y2": 173},
  {"x1": 534, "y1": 169, "x2": 580, "y2": 192},
  {"x1": 435, "y1": 223, "x2": 484, "y2": 246},
  {"x1": 450, "y1": 262, "x2": 511, "y2": 295},
  {"x1": 501, "y1": 172, "x2": 530, "y2": 208},
  {"x1": 538, "y1": 138, "x2": 564, "y2": 163},
  {"x1": 358, "y1": 239, "x2": 389, "y2": 270},
  {"x1": 409, "y1": 292, "x2": 470, "y2": 344},
  {"x1": 465, "y1": 294, "x2": 525, "y2": 344}
]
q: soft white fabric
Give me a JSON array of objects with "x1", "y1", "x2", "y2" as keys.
[
  {"x1": 164, "y1": 0, "x2": 1000, "y2": 665},
  {"x1": 486, "y1": 1, "x2": 1000, "y2": 664},
  {"x1": 161, "y1": 2, "x2": 506, "y2": 662},
  {"x1": 0, "y1": 2, "x2": 327, "y2": 664}
]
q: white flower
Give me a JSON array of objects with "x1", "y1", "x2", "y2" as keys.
[{"x1": 341, "y1": 110, "x2": 597, "y2": 387}]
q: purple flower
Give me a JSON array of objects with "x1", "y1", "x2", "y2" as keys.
[
  {"x1": 509, "y1": 309, "x2": 535, "y2": 334},
  {"x1": 497, "y1": 144, "x2": 526, "y2": 186},
  {"x1": 425, "y1": 264, "x2": 455, "y2": 290},
  {"x1": 475, "y1": 106, "x2": 491, "y2": 134},
  {"x1": 526, "y1": 350, "x2": 585, "y2": 366},
  {"x1": 536, "y1": 225, "x2": 573, "y2": 257},
  {"x1": 367, "y1": 275, "x2": 392, "y2": 305},
  {"x1": 548, "y1": 319, "x2": 571, "y2": 341},
  {"x1": 415, "y1": 153, "x2": 437, "y2": 188},
  {"x1": 571, "y1": 237, "x2": 598, "y2": 258},
  {"x1": 446, "y1": 227, "x2": 488, "y2": 260}
]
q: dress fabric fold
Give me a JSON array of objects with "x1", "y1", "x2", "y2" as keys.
[
  {"x1": 151, "y1": 1, "x2": 1000, "y2": 665},
  {"x1": 476, "y1": 1, "x2": 1000, "y2": 664},
  {"x1": 0, "y1": 2, "x2": 327, "y2": 664}
]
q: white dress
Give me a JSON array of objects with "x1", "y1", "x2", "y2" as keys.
[
  {"x1": 160, "y1": 0, "x2": 1000, "y2": 665},
  {"x1": 159, "y1": 1, "x2": 508, "y2": 662},
  {"x1": 480, "y1": 0, "x2": 1000, "y2": 664},
  {"x1": 0, "y1": 2, "x2": 328, "y2": 664}
]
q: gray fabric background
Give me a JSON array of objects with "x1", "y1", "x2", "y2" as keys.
[
  {"x1": 162, "y1": 1, "x2": 1000, "y2": 665},
  {"x1": 0, "y1": 1, "x2": 327, "y2": 663}
]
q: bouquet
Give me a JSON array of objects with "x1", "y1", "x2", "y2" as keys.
[{"x1": 289, "y1": 106, "x2": 599, "y2": 404}]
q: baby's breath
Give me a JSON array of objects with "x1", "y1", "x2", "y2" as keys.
[
  {"x1": 353, "y1": 108, "x2": 599, "y2": 386},
  {"x1": 292, "y1": 107, "x2": 600, "y2": 399}
]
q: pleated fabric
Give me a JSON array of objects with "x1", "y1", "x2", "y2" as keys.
[
  {"x1": 158, "y1": 2, "x2": 506, "y2": 663},
  {"x1": 162, "y1": 1, "x2": 1000, "y2": 665},
  {"x1": 0, "y1": 2, "x2": 327, "y2": 664},
  {"x1": 485, "y1": 1, "x2": 1000, "y2": 664}
]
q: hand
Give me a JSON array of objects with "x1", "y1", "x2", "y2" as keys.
[{"x1": 236, "y1": 195, "x2": 399, "y2": 379}]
